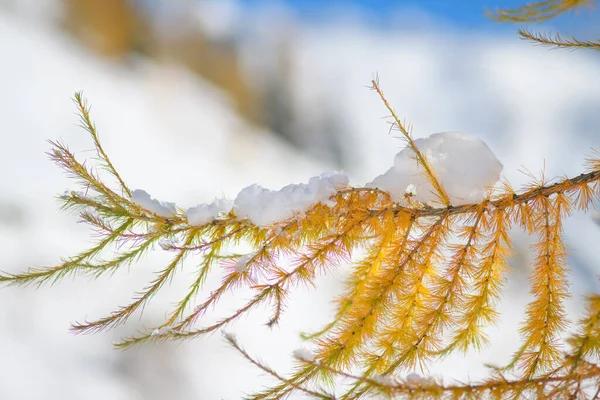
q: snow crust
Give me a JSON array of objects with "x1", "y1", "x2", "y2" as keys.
[
  {"x1": 187, "y1": 171, "x2": 348, "y2": 227},
  {"x1": 131, "y1": 189, "x2": 177, "y2": 217},
  {"x1": 187, "y1": 198, "x2": 234, "y2": 226},
  {"x1": 367, "y1": 132, "x2": 503, "y2": 205}
]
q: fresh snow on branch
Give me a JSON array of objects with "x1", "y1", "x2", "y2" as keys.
[
  {"x1": 145, "y1": 133, "x2": 502, "y2": 227},
  {"x1": 150, "y1": 326, "x2": 170, "y2": 337},
  {"x1": 131, "y1": 189, "x2": 177, "y2": 217},
  {"x1": 185, "y1": 171, "x2": 348, "y2": 227},
  {"x1": 368, "y1": 132, "x2": 503, "y2": 205},
  {"x1": 373, "y1": 373, "x2": 425, "y2": 387},
  {"x1": 187, "y1": 198, "x2": 234, "y2": 226},
  {"x1": 233, "y1": 171, "x2": 348, "y2": 227},
  {"x1": 293, "y1": 347, "x2": 315, "y2": 362},
  {"x1": 137, "y1": 132, "x2": 502, "y2": 227},
  {"x1": 235, "y1": 254, "x2": 253, "y2": 273},
  {"x1": 405, "y1": 373, "x2": 425, "y2": 386},
  {"x1": 373, "y1": 374, "x2": 397, "y2": 386}
]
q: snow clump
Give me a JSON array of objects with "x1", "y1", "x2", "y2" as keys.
[
  {"x1": 293, "y1": 347, "x2": 315, "y2": 362},
  {"x1": 368, "y1": 132, "x2": 503, "y2": 205},
  {"x1": 373, "y1": 374, "x2": 396, "y2": 386},
  {"x1": 233, "y1": 171, "x2": 348, "y2": 227},
  {"x1": 187, "y1": 198, "x2": 233, "y2": 225},
  {"x1": 186, "y1": 172, "x2": 347, "y2": 227},
  {"x1": 131, "y1": 189, "x2": 177, "y2": 217},
  {"x1": 235, "y1": 254, "x2": 253, "y2": 273},
  {"x1": 405, "y1": 373, "x2": 424, "y2": 386},
  {"x1": 150, "y1": 326, "x2": 170, "y2": 337}
]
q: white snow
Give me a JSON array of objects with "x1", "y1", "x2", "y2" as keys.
[
  {"x1": 373, "y1": 374, "x2": 396, "y2": 386},
  {"x1": 186, "y1": 171, "x2": 347, "y2": 227},
  {"x1": 187, "y1": 198, "x2": 233, "y2": 226},
  {"x1": 150, "y1": 326, "x2": 170, "y2": 337},
  {"x1": 158, "y1": 239, "x2": 177, "y2": 251},
  {"x1": 292, "y1": 347, "x2": 315, "y2": 362},
  {"x1": 131, "y1": 189, "x2": 177, "y2": 217},
  {"x1": 232, "y1": 171, "x2": 348, "y2": 227},
  {"x1": 405, "y1": 373, "x2": 424, "y2": 386},
  {"x1": 234, "y1": 254, "x2": 253, "y2": 273},
  {"x1": 186, "y1": 172, "x2": 347, "y2": 227},
  {"x1": 367, "y1": 132, "x2": 503, "y2": 205}
]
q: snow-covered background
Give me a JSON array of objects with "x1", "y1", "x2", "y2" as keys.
[{"x1": 0, "y1": 0, "x2": 599, "y2": 398}]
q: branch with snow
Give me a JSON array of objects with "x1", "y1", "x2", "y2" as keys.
[
  {"x1": 368, "y1": 132, "x2": 503, "y2": 205},
  {"x1": 3, "y1": 79, "x2": 600, "y2": 400},
  {"x1": 131, "y1": 189, "x2": 177, "y2": 217}
]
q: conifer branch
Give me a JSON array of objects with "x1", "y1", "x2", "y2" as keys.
[
  {"x1": 408, "y1": 206, "x2": 487, "y2": 360},
  {"x1": 312, "y1": 215, "x2": 450, "y2": 399},
  {"x1": 302, "y1": 210, "x2": 398, "y2": 340},
  {"x1": 0, "y1": 218, "x2": 134, "y2": 286},
  {"x1": 225, "y1": 334, "x2": 336, "y2": 400},
  {"x1": 445, "y1": 207, "x2": 512, "y2": 353},
  {"x1": 73, "y1": 92, "x2": 132, "y2": 197},
  {"x1": 307, "y1": 356, "x2": 600, "y2": 399},
  {"x1": 164, "y1": 224, "x2": 254, "y2": 328},
  {"x1": 510, "y1": 192, "x2": 571, "y2": 377},
  {"x1": 383, "y1": 169, "x2": 600, "y2": 218},
  {"x1": 488, "y1": 0, "x2": 591, "y2": 23},
  {"x1": 566, "y1": 295, "x2": 600, "y2": 374},
  {"x1": 518, "y1": 28, "x2": 600, "y2": 50},
  {"x1": 71, "y1": 230, "x2": 198, "y2": 333},
  {"x1": 370, "y1": 78, "x2": 451, "y2": 206}
]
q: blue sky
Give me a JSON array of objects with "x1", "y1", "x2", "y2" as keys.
[
  {"x1": 238, "y1": 0, "x2": 599, "y2": 33},
  {"x1": 253, "y1": 0, "x2": 523, "y2": 22}
]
